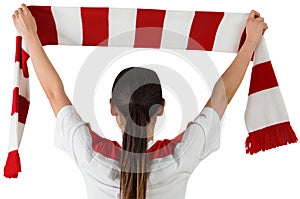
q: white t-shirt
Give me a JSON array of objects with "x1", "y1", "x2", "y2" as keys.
[{"x1": 55, "y1": 105, "x2": 220, "y2": 199}]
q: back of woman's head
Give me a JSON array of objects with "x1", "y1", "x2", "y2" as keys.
[{"x1": 111, "y1": 67, "x2": 164, "y2": 199}]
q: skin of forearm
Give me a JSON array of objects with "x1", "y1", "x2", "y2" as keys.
[
  {"x1": 24, "y1": 33, "x2": 65, "y2": 101},
  {"x1": 221, "y1": 40, "x2": 256, "y2": 104},
  {"x1": 206, "y1": 40, "x2": 257, "y2": 119}
]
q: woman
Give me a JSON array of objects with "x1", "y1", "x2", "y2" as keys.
[{"x1": 12, "y1": 4, "x2": 267, "y2": 199}]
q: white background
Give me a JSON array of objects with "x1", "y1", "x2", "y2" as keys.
[{"x1": 0, "y1": 0, "x2": 300, "y2": 199}]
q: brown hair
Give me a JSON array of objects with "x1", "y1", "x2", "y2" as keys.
[{"x1": 111, "y1": 67, "x2": 164, "y2": 199}]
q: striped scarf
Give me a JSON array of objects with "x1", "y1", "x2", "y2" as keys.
[{"x1": 4, "y1": 6, "x2": 297, "y2": 178}]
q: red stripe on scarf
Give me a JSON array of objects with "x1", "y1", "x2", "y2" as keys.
[
  {"x1": 15, "y1": 36, "x2": 22, "y2": 62},
  {"x1": 15, "y1": 36, "x2": 30, "y2": 78},
  {"x1": 21, "y1": 49, "x2": 30, "y2": 78},
  {"x1": 248, "y1": 61, "x2": 278, "y2": 95},
  {"x1": 81, "y1": 7, "x2": 109, "y2": 46},
  {"x1": 147, "y1": 131, "x2": 184, "y2": 159},
  {"x1": 134, "y1": 9, "x2": 166, "y2": 48},
  {"x1": 238, "y1": 29, "x2": 254, "y2": 61},
  {"x1": 238, "y1": 28, "x2": 246, "y2": 51},
  {"x1": 90, "y1": 129, "x2": 185, "y2": 161},
  {"x1": 11, "y1": 88, "x2": 30, "y2": 124},
  {"x1": 90, "y1": 130, "x2": 122, "y2": 161},
  {"x1": 187, "y1": 12, "x2": 224, "y2": 50},
  {"x1": 28, "y1": 6, "x2": 58, "y2": 45}
]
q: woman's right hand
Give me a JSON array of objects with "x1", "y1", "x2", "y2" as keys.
[
  {"x1": 245, "y1": 10, "x2": 268, "y2": 49},
  {"x1": 12, "y1": 4, "x2": 37, "y2": 39}
]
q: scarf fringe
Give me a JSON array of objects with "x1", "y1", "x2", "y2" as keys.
[
  {"x1": 4, "y1": 150, "x2": 21, "y2": 178},
  {"x1": 245, "y1": 122, "x2": 298, "y2": 155}
]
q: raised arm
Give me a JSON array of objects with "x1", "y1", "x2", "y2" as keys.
[
  {"x1": 205, "y1": 10, "x2": 268, "y2": 119},
  {"x1": 13, "y1": 4, "x2": 71, "y2": 116}
]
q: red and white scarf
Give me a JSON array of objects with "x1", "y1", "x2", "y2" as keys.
[{"x1": 4, "y1": 6, "x2": 297, "y2": 178}]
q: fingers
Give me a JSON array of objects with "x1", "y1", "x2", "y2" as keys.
[
  {"x1": 256, "y1": 17, "x2": 264, "y2": 22},
  {"x1": 249, "y1": 10, "x2": 268, "y2": 33},
  {"x1": 257, "y1": 17, "x2": 267, "y2": 29},
  {"x1": 13, "y1": 4, "x2": 28, "y2": 17},
  {"x1": 249, "y1": 10, "x2": 260, "y2": 19},
  {"x1": 21, "y1": 4, "x2": 29, "y2": 14},
  {"x1": 21, "y1": 4, "x2": 27, "y2": 9},
  {"x1": 13, "y1": 10, "x2": 20, "y2": 20},
  {"x1": 18, "y1": 8, "x2": 24, "y2": 15},
  {"x1": 263, "y1": 23, "x2": 268, "y2": 31},
  {"x1": 262, "y1": 26, "x2": 268, "y2": 35}
]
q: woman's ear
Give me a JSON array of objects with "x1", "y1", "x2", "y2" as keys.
[
  {"x1": 110, "y1": 98, "x2": 118, "y2": 116},
  {"x1": 156, "y1": 100, "x2": 165, "y2": 116}
]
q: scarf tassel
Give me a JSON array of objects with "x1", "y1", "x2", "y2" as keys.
[
  {"x1": 245, "y1": 122, "x2": 297, "y2": 155},
  {"x1": 4, "y1": 150, "x2": 21, "y2": 178}
]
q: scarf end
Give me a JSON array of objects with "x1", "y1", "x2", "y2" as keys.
[
  {"x1": 245, "y1": 122, "x2": 298, "y2": 155},
  {"x1": 4, "y1": 150, "x2": 21, "y2": 178}
]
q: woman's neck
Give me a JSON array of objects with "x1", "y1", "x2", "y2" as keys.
[
  {"x1": 146, "y1": 124, "x2": 154, "y2": 142},
  {"x1": 121, "y1": 124, "x2": 154, "y2": 142}
]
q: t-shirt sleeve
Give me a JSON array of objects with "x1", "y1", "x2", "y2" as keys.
[
  {"x1": 55, "y1": 105, "x2": 94, "y2": 167},
  {"x1": 174, "y1": 107, "x2": 221, "y2": 173}
]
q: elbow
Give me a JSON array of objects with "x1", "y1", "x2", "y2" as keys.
[{"x1": 212, "y1": 82, "x2": 229, "y2": 106}]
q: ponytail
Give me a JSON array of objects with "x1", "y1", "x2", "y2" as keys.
[
  {"x1": 111, "y1": 67, "x2": 164, "y2": 199},
  {"x1": 120, "y1": 104, "x2": 150, "y2": 199}
]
